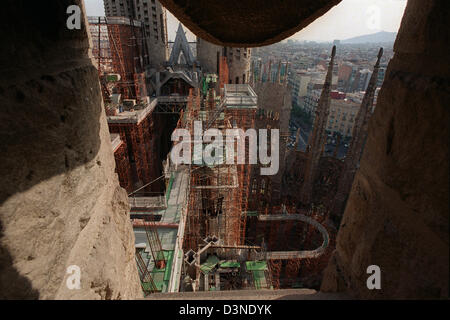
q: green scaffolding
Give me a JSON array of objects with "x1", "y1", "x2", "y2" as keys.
[
  {"x1": 220, "y1": 261, "x2": 241, "y2": 268},
  {"x1": 246, "y1": 261, "x2": 267, "y2": 271},
  {"x1": 200, "y1": 255, "x2": 220, "y2": 274},
  {"x1": 252, "y1": 270, "x2": 266, "y2": 290},
  {"x1": 150, "y1": 250, "x2": 174, "y2": 292},
  {"x1": 246, "y1": 261, "x2": 268, "y2": 290},
  {"x1": 166, "y1": 173, "x2": 174, "y2": 203}
]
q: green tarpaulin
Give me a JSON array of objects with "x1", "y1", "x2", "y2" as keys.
[
  {"x1": 252, "y1": 270, "x2": 266, "y2": 289},
  {"x1": 219, "y1": 261, "x2": 240, "y2": 268},
  {"x1": 166, "y1": 173, "x2": 174, "y2": 203},
  {"x1": 200, "y1": 255, "x2": 220, "y2": 274},
  {"x1": 105, "y1": 74, "x2": 120, "y2": 82},
  {"x1": 246, "y1": 261, "x2": 267, "y2": 271},
  {"x1": 150, "y1": 250, "x2": 174, "y2": 292}
]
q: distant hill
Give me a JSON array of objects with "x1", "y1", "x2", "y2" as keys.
[{"x1": 341, "y1": 31, "x2": 397, "y2": 44}]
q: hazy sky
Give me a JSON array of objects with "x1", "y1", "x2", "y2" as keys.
[{"x1": 84, "y1": 0, "x2": 407, "y2": 42}]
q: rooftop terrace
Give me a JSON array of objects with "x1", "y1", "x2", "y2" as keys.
[
  {"x1": 107, "y1": 98, "x2": 158, "y2": 124},
  {"x1": 223, "y1": 84, "x2": 258, "y2": 108}
]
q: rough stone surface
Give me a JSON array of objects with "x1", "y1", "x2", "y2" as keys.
[
  {"x1": 196, "y1": 38, "x2": 222, "y2": 74},
  {"x1": 226, "y1": 48, "x2": 252, "y2": 85},
  {"x1": 196, "y1": 40, "x2": 252, "y2": 84},
  {"x1": 252, "y1": 82, "x2": 292, "y2": 204},
  {"x1": 321, "y1": 0, "x2": 449, "y2": 299},
  {"x1": 0, "y1": 1, "x2": 141, "y2": 299},
  {"x1": 160, "y1": 0, "x2": 341, "y2": 47}
]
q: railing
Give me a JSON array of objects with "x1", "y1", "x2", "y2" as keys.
[
  {"x1": 129, "y1": 195, "x2": 166, "y2": 210},
  {"x1": 258, "y1": 214, "x2": 329, "y2": 260},
  {"x1": 87, "y1": 16, "x2": 142, "y2": 27},
  {"x1": 223, "y1": 84, "x2": 258, "y2": 107},
  {"x1": 135, "y1": 249, "x2": 158, "y2": 295},
  {"x1": 157, "y1": 96, "x2": 188, "y2": 104}
]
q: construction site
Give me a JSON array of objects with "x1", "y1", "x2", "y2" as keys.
[
  {"x1": 85, "y1": 7, "x2": 390, "y2": 297},
  {"x1": 0, "y1": 0, "x2": 447, "y2": 302}
]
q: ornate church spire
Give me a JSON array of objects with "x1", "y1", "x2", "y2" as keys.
[
  {"x1": 168, "y1": 23, "x2": 194, "y2": 66},
  {"x1": 276, "y1": 60, "x2": 282, "y2": 83},
  {"x1": 267, "y1": 60, "x2": 272, "y2": 82},
  {"x1": 332, "y1": 48, "x2": 384, "y2": 218},
  {"x1": 258, "y1": 59, "x2": 263, "y2": 83},
  {"x1": 300, "y1": 45, "x2": 336, "y2": 206},
  {"x1": 284, "y1": 62, "x2": 290, "y2": 87}
]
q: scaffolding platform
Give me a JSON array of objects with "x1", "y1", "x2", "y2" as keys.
[{"x1": 134, "y1": 168, "x2": 189, "y2": 294}]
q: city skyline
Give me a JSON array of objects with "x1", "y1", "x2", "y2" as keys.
[{"x1": 84, "y1": 0, "x2": 407, "y2": 43}]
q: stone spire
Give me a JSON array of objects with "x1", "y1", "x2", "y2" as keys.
[
  {"x1": 250, "y1": 59, "x2": 255, "y2": 86},
  {"x1": 294, "y1": 128, "x2": 301, "y2": 149},
  {"x1": 284, "y1": 62, "x2": 289, "y2": 86},
  {"x1": 168, "y1": 23, "x2": 194, "y2": 66},
  {"x1": 258, "y1": 59, "x2": 263, "y2": 83},
  {"x1": 332, "y1": 48, "x2": 384, "y2": 217},
  {"x1": 276, "y1": 60, "x2": 282, "y2": 83},
  {"x1": 300, "y1": 45, "x2": 336, "y2": 206}
]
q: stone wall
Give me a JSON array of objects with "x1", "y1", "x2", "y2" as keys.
[
  {"x1": 0, "y1": 1, "x2": 141, "y2": 299},
  {"x1": 197, "y1": 38, "x2": 222, "y2": 74},
  {"x1": 114, "y1": 141, "x2": 134, "y2": 194},
  {"x1": 253, "y1": 82, "x2": 292, "y2": 205},
  {"x1": 227, "y1": 48, "x2": 252, "y2": 84},
  {"x1": 197, "y1": 39, "x2": 252, "y2": 84},
  {"x1": 321, "y1": 0, "x2": 449, "y2": 299}
]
